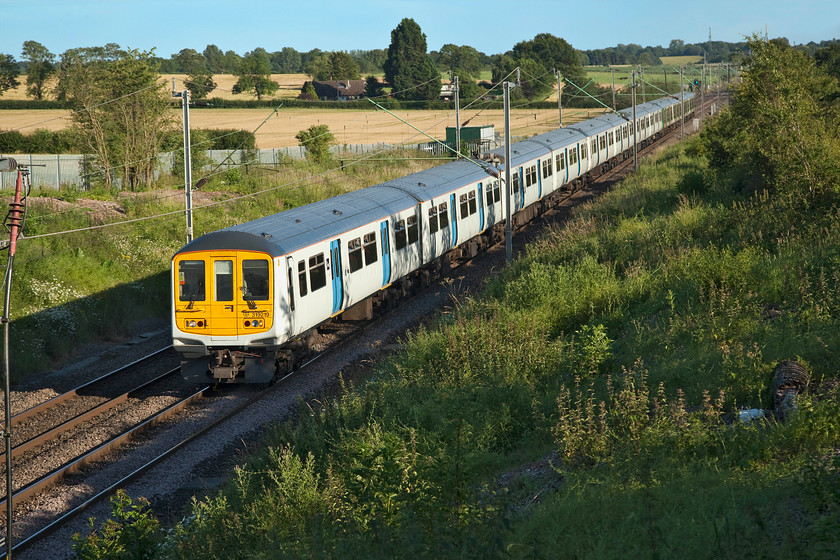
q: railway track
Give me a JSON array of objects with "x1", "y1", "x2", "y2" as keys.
[{"x1": 8, "y1": 92, "x2": 728, "y2": 557}]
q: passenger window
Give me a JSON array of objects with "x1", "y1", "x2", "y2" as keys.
[
  {"x1": 581, "y1": 143, "x2": 588, "y2": 159},
  {"x1": 309, "y1": 253, "x2": 327, "y2": 291},
  {"x1": 178, "y1": 260, "x2": 205, "y2": 302},
  {"x1": 363, "y1": 232, "x2": 377, "y2": 265},
  {"x1": 429, "y1": 206, "x2": 439, "y2": 234},
  {"x1": 468, "y1": 191, "x2": 477, "y2": 214},
  {"x1": 298, "y1": 260, "x2": 308, "y2": 296},
  {"x1": 460, "y1": 194, "x2": 469, "y2": 218},
  {"x1": 395, "y1": 219, "x2": 407, "y2": 250},
  {"x1": 214, "y1": 260, "x2": 234, "y2": 302},
  {"x1": 512, "y1": 173, "x2": 520, "y2": 191},
  {"x1": 407, "y1": 215, "x2": 419, "y2": 244},
  {"x1": 348, "y1": 237, "x2": 363, "y2": 273},
  {"x1": 556, "y1": 153, "x2": 565, "y2": 170},
  {"x1": 600, "y1": 136, "x2": 606, "y2": 150},
  {"x1": 493, "y1": 181, "x2": 501, "y2": 203},
  {"x1": 438, "y1": 202, "x2": 449, "y2": 229},
  {"x1": 242, "y1": 259, "x2": 269, "y2": 300}
]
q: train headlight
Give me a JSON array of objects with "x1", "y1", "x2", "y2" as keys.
[{"x1": 185, "y1": 319, "x2": 206, "y2": 329}]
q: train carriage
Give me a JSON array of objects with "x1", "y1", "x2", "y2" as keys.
[{"x1": 172, "y1": 92, "x2": 695, "y2": 384}]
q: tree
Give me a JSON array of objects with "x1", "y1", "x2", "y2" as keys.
[
  {"x1": 700, "y1": 35, "x2": 840, "y2": 204},
  {"x1": 185, "y1": 72, "x2": 217, "y2": 99},
  {"x1": 295, "y1": 124, "x2": 334, "y2": 163},
  {"x1": 58, "y1": 46, "x2": 174, "y2": 189},
  {"x1": 175, "y1": 48, "x2": 207, "y2": 73},
  {"x1": 22, "y1": 41, "x2": 55, "y2": 100},
  {"x1": 233, "y1": 50, "x2": 278, "y2": 99},
  {"x1": 271, "y1": 47, "x2": 302, "y2": 73},
  {"x1": 0, "y1": 53, "x2": 20, "y2": 97},
  {"x1": 365, "y1": 75, "x2": 385, "y2": 98},
  {"x1": 298, "y1": 81, "x2": 317, "y2": 100},
  {"x1": 383, "y1": 18, "x2": 441, "y2": 101},
  {"x1": 436, "y1": 44, "x2": 482, "y2": 78},
  {"x1": 511, "y1": 33, "x2": 586, "y2": 87},
  {"x1": 305, "y1": 51, "x2": 360, "y2": 81},
  {"x1": 815, "y1": 42, "x2": 840, "y2": 83},
  {"x1": 203, "y1": 44, "x2": 228, "y2": 73}
]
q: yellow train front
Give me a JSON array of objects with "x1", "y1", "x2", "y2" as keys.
[{"x1": 171, "y1": 231, "x2": 285, "y2": 384}]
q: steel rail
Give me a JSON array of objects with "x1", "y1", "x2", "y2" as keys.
[
  {"x1": 0, "y1": 367, "x2": 180, "y2": 463},
  {"x1": 2, "y1": 346, "x2": 174, "y2": 429}
]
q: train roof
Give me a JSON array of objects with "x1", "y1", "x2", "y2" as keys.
[
  {"x1": 176, "y1": 185, "x2": 420, "y2": 257},
  {"x1": 174, "y1": 93, "x2": 696, "y2": 259}
]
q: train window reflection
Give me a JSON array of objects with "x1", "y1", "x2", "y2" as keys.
[
  {"x1": 178, "y1": 260, "x2": 205, "y2": 302},
  {"x1": 242, "y1": 260, "x2": 269, "y2": 300}
]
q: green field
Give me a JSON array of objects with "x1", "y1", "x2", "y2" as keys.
[{"x1": 660, "y1": 55, "x2": 704, "y2": 65}]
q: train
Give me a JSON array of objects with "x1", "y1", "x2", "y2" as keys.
[{"x1": 171, "y1": 91, "x2": 696, "y2": 383}]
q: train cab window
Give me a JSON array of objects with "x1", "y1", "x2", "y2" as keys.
[
  {"x1": 429, "y1": 206, "x2": 439, "y2": 234},
  {"x1": 309, "y1": 253, "x2": 327, "y2": 292},
  {"x1": 542, "y1": 159, "x2": 552, "y2": 179},
  {"x1": 363, "y1": 232, "x2": 378, "y2": 265},
  {"x1": 556, "y1": 153, "x2": 566, "y2": 171},
  {"x1": 348, "y1": 237, "x2": 363, "y2": 273},
  {"x1": 214, "y1": 260, "x2": 234, "y2": 302},
  {"x1": 178, "y1": 260, "x2": 205, "y2": 302},
  {"x1": 438, "y1": 202, "x2": 449, "y2": 229},
  {"x1": 600, "y1": 135, "x2": 606, "y2": 150},
  {"x1": 242, "y1": 259, "x2": 269, "y2": 300},
  {"x1": 407, "y1": 215, "x2": 419, "y2": 244},
  {"x1": 395, "y1": 219, "x2": 407, "y2": 250},
  {"x1": 298, "y1": 260, "x2": 308, "y2": 296},
  {"x1": 468, "y1": 191, "x2": 477, "y2": 214}
]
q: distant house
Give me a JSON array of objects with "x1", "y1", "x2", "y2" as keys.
[{"x1": 312, "y1": 80, "x2": 366, "y2": 101}]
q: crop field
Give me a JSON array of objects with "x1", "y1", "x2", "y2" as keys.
[{"x1": 2, "y1": 80, "x2": 605, "y2": 149}]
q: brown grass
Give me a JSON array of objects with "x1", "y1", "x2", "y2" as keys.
[{"x1": 2, "y1": 74, "x2": 606, "y2": 149}]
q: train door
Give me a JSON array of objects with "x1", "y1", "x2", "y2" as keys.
[
  {"x1": 330, "y1": 239, "x2": 343, "y2": 315},
  {"x1": 477, "y1": 183, "x2": 485, "y2": 231},
  {"x1": 450, "y1": 193, "x2": 458, "y2": 246},
  {"x1": 286, "y1": 256, "x2": 296, "y2": 334},
  {"x1": 380, "y1": 220, "x2": 391, "y2": 288},
  {"x1": 208, "y1": 253, "x2": 239, "y2": 339}
]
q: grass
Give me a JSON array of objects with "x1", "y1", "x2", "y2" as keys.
[{"x1": 74, "y1": 135, "x2": 840, "y2": 558}]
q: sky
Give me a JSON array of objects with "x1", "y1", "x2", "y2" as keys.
[{"x1": 6, "y1": 0, "x2": 840, "y2": 59}]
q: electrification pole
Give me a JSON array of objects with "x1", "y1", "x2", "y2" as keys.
[
  {"x1": 556, "y1": 71, "x2": 563, "y2": 126},
  {"x1": 680, "y1": 66, "x2": 685, "y2": 141},
  {"x1": 631, "y1": 70, "x2": 638, "y2": 171},
  {"x1": 173, "y1": 84, "x2": 194, "y2": 244},
  {"x1": 504, "y1": 81, "x2": 514, "y2": 263},
  {"x1": 701, "y1": 55, "x2": 706, "y2": 127},
  {"x1": 454, "y1": 75, "x2": 461, "y2": 157},
  {"x1": 0, "y1": 157, "x2": 23, "y2": 559}
]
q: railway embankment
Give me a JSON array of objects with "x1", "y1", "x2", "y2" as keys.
[{"x1": 75, "y1": 123, "x2": 840, "y2": 559}]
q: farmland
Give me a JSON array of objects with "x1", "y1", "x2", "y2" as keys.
[{"x1": 1, "y1": 72, "x2": 605, "y2": 149}]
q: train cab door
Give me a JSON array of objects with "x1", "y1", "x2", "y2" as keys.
[
  {"x1": 330, "y1": 239, "x2": 344, "y2": 315},
  {"x1": 208, "y1": 253, "x2": 239, "y2": 340}
]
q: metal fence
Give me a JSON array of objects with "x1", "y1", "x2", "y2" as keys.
[{"x1": 3, "y1": 137, "x2": 500, "y2": 191}]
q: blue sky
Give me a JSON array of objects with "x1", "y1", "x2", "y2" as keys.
[{"x1": 7, "y1": 0, "x2": 839, "y2": 59}]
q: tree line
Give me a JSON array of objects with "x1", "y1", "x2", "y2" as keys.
[{"x1": 2, "y1": 18, "x2": 839, "y2": 193}]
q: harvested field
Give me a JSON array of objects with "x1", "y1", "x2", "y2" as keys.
[
  {"x1": 2, "y1": 74, "x2": 606, "y2": 148},
  {"x1": 2, "y1": 107, "x2": 605, "y2": 149}
]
